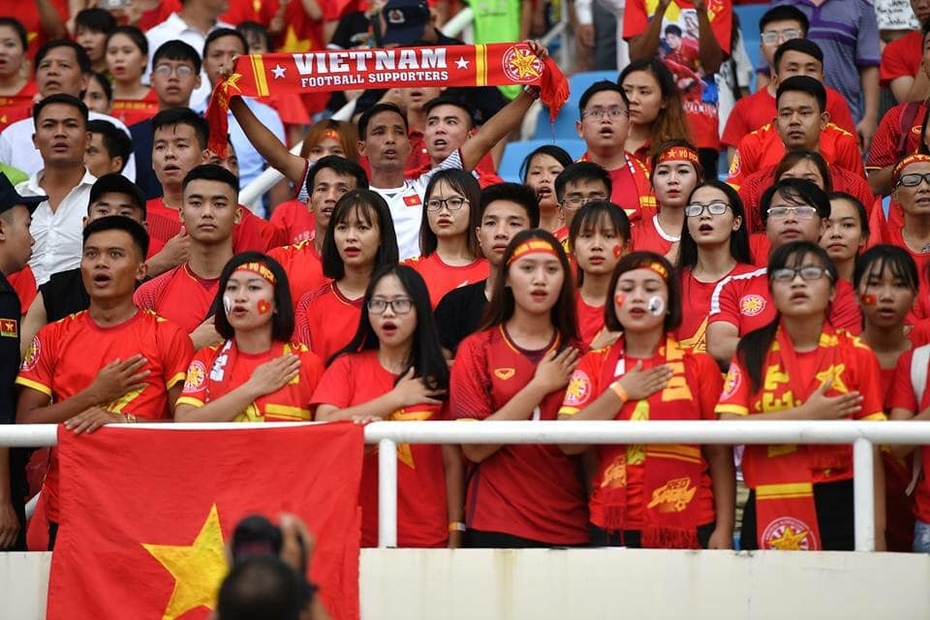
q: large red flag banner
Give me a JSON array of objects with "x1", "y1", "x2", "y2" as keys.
[
  {"x1": 205, "y1": 43, "x2": 570, "y2": 154},
  {"x1": 46, "y1": 424, "x2": 364, "y2": 620}
]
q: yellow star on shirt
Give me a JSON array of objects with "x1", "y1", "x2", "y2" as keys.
[
  {"x1": 388, "y1": 408, "x2": 433, "y2": 468},
  {"x1": 815, "y1": 364, "x2": 848, "y2": 393},
  {"x1": 767, "y1": 525, "x2": 809, "y2": 550},
  {"x1": 509, "y1": 48, "x2": 541, "y2": 79},
  {"x1": 142, "y1": 504, "x2": 228, "y2": 620}
]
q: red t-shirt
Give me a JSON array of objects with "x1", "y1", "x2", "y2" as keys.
[
  {"x1": 677, "y1": 264, "x2": 756, "y2": 352},
  {"x1": 15, "y1": 309, "x2": 192, "y2": 521},
  {"x1": 888, "y1": 345, "x2": 930, "y2": 522},
  {"x1": 559, "y1": 341, "x2": 720, "y2": 530},
  {"x1": 727, "y1": 123, "x2": 865, "y2": 190},
  {"x1": 177, "y1": 340, "x2": 323, "y2": 421},
  {"x1": 133, "y1": 263, "x2": 219, "y2": 334},
  {"x1": 221, "y1": 0, "x2": 279, "y2": 27},
  {"x1": 883, "y1": 225, "x2": 930, "y2": 297},
  {"x1": 268, "y1": 241, "x2": 327, "y2": 308},
  {"x1": 579, "y1": 152, "x2": 655, "y2": 224},
  {"x1": 880, "y1": 30, "x2": 923, "y2": 89},
  {"x1": 294, "y1": 282, "x2": 362, "y2": 362},
  {"x1": 144, "y1": 198, "x2": 284, "y2": 253},
  {"x1": 110, "y1": 90, "x2": 160, "y2": 127},
  {"x1": 721, "y1": 86, "x2": 856, "y2": 148},
  {"x1": 18, "y1": 0, "x2": 68, "y2": 59},
  {"x1": 575, "y1": 294, "x2": 605, "y2": 347},
  {"x1": 708, "y1": 269, "x2": 862, "y2": 336},
  {"x1": 7, "y1": 265, "x2": 37, "y2": 314},
  {"x1": 311, "y1": 350, "x2": 449, "y2": 547},
  {"x1": 450, "y1": 326, "x2": 589, "y2": 544},
  {"x1": 405, "y1": 253, "x2": 490, "y2": 309},
  {"x1": 631, "y1": 214, "x2": 679, "y2": 256},
  {"x1": 269, "y1": 199, "x2": 316, "y2": 245},
  {"x1": 0, "y1": 80, "x2": 38, "y2": 132},
  {"x1": 865, "y1": 102, "x2": 926, "y2": 172}
]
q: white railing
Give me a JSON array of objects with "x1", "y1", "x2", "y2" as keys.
[{"x1": 3, "y1": 420, "x2": 927, "y2": 552}]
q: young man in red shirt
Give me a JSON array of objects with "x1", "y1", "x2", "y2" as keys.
[
  {"x1": 134, "y1": 164, "x2": 239, "y2": 350},
  {"x1": 16, "y1": 216, "x2": 193, "y2": 549}
]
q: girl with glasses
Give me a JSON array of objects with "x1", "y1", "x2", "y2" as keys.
[
  {"x1": 717, "y1": 241, "x2": 886, "y2": 552},
  {"x1": 450, "y1": 230, "x2": 588, "y2": 548},
  {"x1": 312, "y1": 265, "x2": 463, "y2": 548},
  {"x1": 676, "y1": 180, "x2": 753, "y2": 353},
  {"x1": 406, "y1": 170, "x2": 489, "y2": 308},
  {"x1": 174, "y1": 252, "x2": 325, "y2": 423},
  {"x1": 105, "y1": 26, "x2": 158, "y2": 126},
  {"x1": 558, "y1": 251, "x2": 734, "y2": 549},
  {"x1": 295, "y1": 190, "x2": 399, "y2": 362}
]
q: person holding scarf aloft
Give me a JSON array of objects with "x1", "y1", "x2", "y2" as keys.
[
  {"x1": 716, "y1": 241, "x2": 887, "y2": 551},
  {"x1": 558, "y1": 251, "x2": 735, "y2": 549}
]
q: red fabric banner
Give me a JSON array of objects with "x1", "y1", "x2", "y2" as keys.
[
  {"x1": 46, "y1": 424, "x2": 364, "y2": 620},
  {"x1": 205, "y1": 43, "x2": 569, "y2": 154}
]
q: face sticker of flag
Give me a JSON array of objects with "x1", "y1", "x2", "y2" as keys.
[
  {"x1": 403, "y1": 194, "x2": 422, "y2": 207},
  {"x1": 0, "y1": 318, "x2": 17, "y2": 338}
]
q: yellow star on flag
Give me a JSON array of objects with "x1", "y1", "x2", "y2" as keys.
[
  {"x1": 142, "y1": 504, "x2": 229, "y2": 620},
  {"x1": 222, "y1": 73, "x2": 243, "y2": 95},
  {"x1": 388, "y1": 409, "x2": 433, "y2": 468},
  {"x1": 509, "y1": 48, "x2": 541, "y2": 80},
  {"x1": 768, "y1": 525, "x2": 809, "y2": 550},
  {"x1": 815, "y1": 364, "x2": 848, "y2": 393}
]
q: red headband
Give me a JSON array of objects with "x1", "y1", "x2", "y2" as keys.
[
  {"x1": 657, "y1": 145, "x2": 700, "y2": 166},
  {"x1": 235, "y1": 262, "x2": 276, "y2": 285},
  {"x1": 641, "y1": 260, "x2": 669, "y2": 281},
  {"x1": 322, "y1": 128, "x2": 341, "y2": 142},
  {"x1": 508, "y1": 239, "x2": 560, "y2": 265},
  {"x1": 892, "y1": 153, "x2": 930, "y2": 187}
]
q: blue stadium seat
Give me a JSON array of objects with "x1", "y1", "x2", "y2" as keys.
[
  {"x1": 569, "y1": 70, "x2": 619, "y2": 104},
  {"x1": 498, "y1": 139, "x2": 587, "y2": 183},
  {"x1": 533, "y1": 103, "x2": 580, "y2": 140},
  {"x1": 734, "y1": 4, "x2": 771, "y2": 89}
]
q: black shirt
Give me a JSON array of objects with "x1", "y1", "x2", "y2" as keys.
[
  {"x1": 434, "y1": 279, "x2": 488, "y2": 355},
  {"x1": 129, "y1": 119, "x2": 162, "y2": 200},
  {"x1": 40, "y1": 268, "x2": 90, "y2": 323},
  {"x1": 0, "y1": 272, "x2": 26, "y2": 549}
]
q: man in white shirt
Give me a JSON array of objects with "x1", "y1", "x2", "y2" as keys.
[
  {"x1": 15, "y1": 94, "x2": 96, "y2": 286},
  {"x1": 0, "y1": 40, "x2": 135, "y2": 181},
  {"x1": 145, "y1": 0, "x2": 233, "y2": 112}
]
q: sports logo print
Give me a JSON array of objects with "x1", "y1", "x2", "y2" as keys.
[
  {"x1": 501, "y1": 44, "x2": 543, "y2": 84},
  {"x1": 739, "y1": 294, "x2": 766, "y2": 317}
]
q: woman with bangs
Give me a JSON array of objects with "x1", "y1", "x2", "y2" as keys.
[
  {"x1": 294, "y1": 190, "x2": 399, "y2": 362},
  {"x1": 821, "y1": 192, "x2": 869, "y2": 283},
  {"x1": 450, "y1": 229, "x2": 589, "y2": 547},
  {"x1": 175, "y1": 252, "x2": 324, "y2": 423},
  {"x1": 0, "y1": 18, "x2": 37, "y2": 131},
  {"x1": 631, "y1": 140, "x2": 703, "y2": 263},
  {"x1": 521, "y1": 145, "x2": 573, "y2": 235},
  {"x1": 105, "y1": 26, "x2": 158, "y2": 126},
  {"x1": 312, "y1": 265, "x2": 463, "y2": 548},
  {"x1": 558, "y1": 252, "x2": 734, "y2": 549},
  {"x1": 717, "y1": 241, "x2": 886, "y2": 552},
  {"x1": 569, "y1": 200, "x2": 631, "y2": 347},
  {"x1": 619, "y1": 60, "x2": 692, "y2": 166},
  {"x1": 676, "y1": 180, "x2": 754, "y2": 353},
  {"x1": 406, "y1": 169, "x2": 489, "y2": 308}
]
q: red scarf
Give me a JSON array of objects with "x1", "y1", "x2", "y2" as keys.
[
  {"x1": 592, "y1": 335, "x2": 704, "y2": 548},
  {"x1": 206, "y1": 43, "x2": 569, "y2": 155}
]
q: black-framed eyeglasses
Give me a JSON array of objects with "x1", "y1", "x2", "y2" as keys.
[
  {"x1": 685, "y1": 202, "x2": 730, "y2": 217},
  {"x1": 367, "y1": 298, "x2": 413, "y2": 314},
  {"x1": 771, "y1": 265, "x2": 832, "y2": 283},
  {"x1": 426, "y1": 196, "x2": 469, "y2": 212},
  {"x1": 153, "y1": 64, "x2": 195, "y2": 78},
  {"x1": 897, "y1": 173, "x2": 930, "y2": 188},
  {"x1": 581, "y1": 107, "x2": 629, "y2": 120},
  {"x1": 767, "y1": 205, "x2": 817, "y2": 220}
]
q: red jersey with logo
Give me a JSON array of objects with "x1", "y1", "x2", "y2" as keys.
[
  {"x1": 405, "y1": 253, "x2": 490, "y2": 309},
  {"x1": 721, "y1": 86, "x2": 855, "y2": 148},
  {"x1": 15, "y1": 309, "x2": 192, "y2": 521},
  {"x1": 268, "y1": 241, "x2": 327, "y2": 309},
  {"x1": 311, "y1": 350, "x2": 448, "y2": 547},
  {"x1": 631, "y1": 214, "x2": 679, "y2": 256},
  {"x1": 269, "y1": 199, "x2": 316, "y2": 246},
  {"x1": 177, "y1": 340, "x2": 323, "y2": 421},
  {"x1": 575, "y1": 294, "x2": 606, "y2": 346},
  {"x1": 144, "y1": 198, "x2": 285, "y2": 253},
  {"x1": 578, "y1": 152, "x2": 655, "y2": 224},
  {"x1": 883, "y1": 225, "x2": 930, "y2": 296},
  {"x1": 677, "y1": 264, "x2": 756, "y2": 352},
  {"x1": 709, "y1": 268, "x2": 862, "y2": 336},
  {"x1": 0, "y1": 80, "x2": 37, "y2": 132},
  {"x1": 866, "y1": 102, "x2": 926, "y2": 172},
  {"x1": 880, "y1": 30, "x2": 922, "y2": 89},
  {"x1": 450, "y1": 326, "x2": 589, "y2": 544},
  {"x1": 294, "y1": 282, "x2": 362, "y2": 362},
  {"x1": 133, "y1": 264, "x2": 219, "y2": 334},
  {"x1": 727, "y1": 123, "x2": 865, "y2": 190},
  {"x1": 110, "y1": 90, "x2": 160, "y2": 127}
]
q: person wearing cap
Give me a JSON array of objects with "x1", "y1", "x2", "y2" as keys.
[
  {"x1": 19, "y1": 173, "x2": 157, "y2": 357},
  {"x1": 0, "y1": 173, "x2": 40, "y2": 551}
]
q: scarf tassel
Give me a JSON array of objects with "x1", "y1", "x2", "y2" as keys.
[
  {"x1": 540, "y1": 57, "x2": 570, "y2": 122},
  {"x1": 642, "y1": 525, "x2": 700, "y2": 550}
]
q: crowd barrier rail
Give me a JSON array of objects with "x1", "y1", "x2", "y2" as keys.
[{"x1": 2, "y1": 420, "x2": 928, "y2": 552}]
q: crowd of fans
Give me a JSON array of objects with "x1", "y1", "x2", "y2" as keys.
[{"x1": 3, "y1": 0, "x2": 930, "y2": 588}]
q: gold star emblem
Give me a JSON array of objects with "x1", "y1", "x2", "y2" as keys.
[
  {"x1": 278, "y1": 26, "x2": 312, "y2": 53},
  {"x1": 388, "y1": 408, "x2": 433, "y2": 468},
  {"x1": 815, "y1": 364, "x2": 848, "y2": 393},
  {"x1": 222, "y1": 73, "x2": 243, "y2": 95},
  {"x1": 767, "y1": 525, "x2": 809, "y2": 550},
  {"x1": 142, "y1": 504, "x2": 228, "y2": 619},
  {"x1": 509, "y1": 48, "x2": 541, "y2": 79}
]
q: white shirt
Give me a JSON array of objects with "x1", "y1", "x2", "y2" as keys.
[
  {"x1": 17, "y1": 168, "x2": 97, "y2": 286},
  {"x1": 145, "y1": 13, "x2": 234, "y2": 111},
  {"x1": 0, "y1": 111, "x2": 136, "y2": 181}
]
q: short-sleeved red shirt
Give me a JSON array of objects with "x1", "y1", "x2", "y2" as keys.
[
  {"x1": 405, "y1": 253, "x2": 490, "y2": 309},
  {"x1": 133, "y1": 264, "x2": 219, "y2": 334},
  {"x1": 294, "y1": 282, "x2": 362, "y2": 361},
  {"x1": 865, "y1": 102, "x2": 926, "y2": 171},
  {"x1": 269, "y1": 199, "x2": 316, "y2": 246},
  {"x1": 578, "y1": 152, "x2": 656, "y2": 224},
  {"x1": 16, "y1": 309, "x2": 192, "y2": 520},
  {"x1": 631, "y1": 214, "x2": 678, "y2": 256},
  {"x1": 144, "y1": 199, "x2": 284, "y2": 252},
  {"x1": 677, "y1": 264, "x2": 757, "y2": 352},
  {"x1": 267, "y1": 241, "x2": 327, "y2": 310},
  {"x1": 880, "y1": 30, "x2": 923, "y2": 89},
  {"x1": 110, "y1": 90, "x2": 160, "y2": 127},
  {"x1": 0, "y1": 80, "x2": 37, "y2": 132},
  {"x1": 575, "y1": 294, "x2": 605, "y2": 347}
]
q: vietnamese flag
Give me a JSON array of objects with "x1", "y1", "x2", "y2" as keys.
[{"x1": 46, "y1": 424, "x2": 364, "y2": 620}]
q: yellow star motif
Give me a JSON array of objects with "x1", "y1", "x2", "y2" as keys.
[
  {"x1": 388, "y1": 408, "x2": 433, "y2": 468},
  {"x1": 142, "y1": 504, "x2": 229, "y2": 620},
  {"x1": 767, "y1": 525, "x2": 809, "y2": 550},
  {"x1": 222, "y1": 73, "x2": 243, "y2": 95},
  {"x1": 278, "y1": 26, "x2": 312, "y2": 54},
  {"x1": 815, "y1": 364, "x2": 848, "y2": 393},
  {"x1": 509, "y1": 48, "x2": 541, "y2": 80}
]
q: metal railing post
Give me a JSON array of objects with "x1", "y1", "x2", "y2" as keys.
[
  {"x1": 853, "y1": 438, "x2": 876, "y2": 552},
  {"x1": 378, "y1": 438, "x2": 398, "y2": 548}
]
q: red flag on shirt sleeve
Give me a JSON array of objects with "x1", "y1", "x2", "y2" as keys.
[{"x1": 46, "y1": 424, "x2": 364, "y2": 620}]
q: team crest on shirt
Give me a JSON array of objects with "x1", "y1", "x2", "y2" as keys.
[
  {"x1": 739, "y1": 294, "x2": 766, "y2": 317},
  {"x1": 185, "y1": 361, "x2": 207, "y2": 392},
  {"x1": 563, "y1": 371, "x2": 591, "y2": 406},
  {"x1": 0, "y1": 318, "x2": 16, "y2": 338},
  {"x1": 501, "y1": 44, "x2": 543, "y2": 83},
  {"x1": 761, "y1": 517, "x2": 816, "y2": 551},
  {"x1": 494, "y1": 368, "x2": 516, "y2": 380},
  {"x1": 728, "y1": 151, "x2": 741, "y2": 177},
  {"x1": 721, "y1": 364, "x2": 741, "y2": 399},
  {"x1": 20, "y1": 336, "x2": 40, "y2": 371}
]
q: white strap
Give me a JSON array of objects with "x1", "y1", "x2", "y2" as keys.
[{"x1": 906, "y1": 345, "x2": 930, "y2": 496}]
